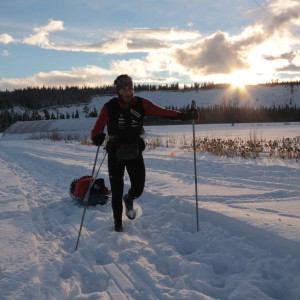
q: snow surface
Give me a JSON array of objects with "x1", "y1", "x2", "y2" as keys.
[{"x1": 0, "y1": 123, "x2": 300, "y2": 300}]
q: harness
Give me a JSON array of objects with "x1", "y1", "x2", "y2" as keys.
[{"x1": 105, "y1": 97, "x2": 145, "y2": 143}]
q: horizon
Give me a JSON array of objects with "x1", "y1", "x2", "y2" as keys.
[{"x1": 1, "y1": 78, "x2": 300, "y2": 93}]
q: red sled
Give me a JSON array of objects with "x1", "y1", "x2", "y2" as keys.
[{"x1": 69, "y1": 176, "x2": 110, "y2": 206}]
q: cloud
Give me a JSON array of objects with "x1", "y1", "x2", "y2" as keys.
[
  {"x1": 21, "y1": 26, "x2": 201, "y2": 54},
  {"x1": 112, "y1": 28, "x2": 200, "y2": 53},
  {"x1": 263, "y1": 51, "x2": 297, "y2": 62},
  {"x1": 1, "y1": 50, "x2": 11, "y2": 56},
  {"x1": 0, "y1": 33, "x2": 15, "y2": 44},
  {"x1": 12, "y1": 18, "x2": 200, "y2": 54},
  {"x1": 0, "y1": 66, "x2": 113, "y2": 90},
  {"x1": 171, "y1": 0, "x2": 300, "y2": 78},
  {"x1": 110, "y1": 53, "x2": 173, "y2": 79},
  {"x1": 264, "y1": 0, "x2": 300, "y2": 35},
  {"x1": 173, "y1": 31, "x2": 251, "y2": 76},
  {"x1": 277, "y1": 64, "x2": 300, "y2": 73},
  {"x1": 23, "y1": 19, "x2": 65, "y2": 47}
]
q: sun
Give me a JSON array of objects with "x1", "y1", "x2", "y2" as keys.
[
  {"x1": 229, "y1": 72, "x2": 249, "y2": 89},
  {"x1": 231, "y1": 80, "x2": 246, "y2": 89}
]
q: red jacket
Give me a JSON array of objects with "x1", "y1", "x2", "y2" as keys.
[{"x1": 91, "y1": 96, "x2": 182, "y2": 139}]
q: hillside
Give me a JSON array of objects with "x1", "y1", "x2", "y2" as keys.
[
  {"x1": 48, "y1": 84, "x2": 300, "y2": 119},
  {"x1": 1, "y1": 84, "x2": 300, "y2": 134}
]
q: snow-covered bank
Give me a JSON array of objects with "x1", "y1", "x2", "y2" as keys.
[
  {"x1": 0, "y1": 123, "x2": 299, "y2": 299},
  {"x1": 2, "y1": 118, "x2": 300, "y2": 142}
]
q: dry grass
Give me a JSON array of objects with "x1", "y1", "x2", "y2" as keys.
[{"x1": 145, "y1": 135, "x2": 300, "y2": 159}]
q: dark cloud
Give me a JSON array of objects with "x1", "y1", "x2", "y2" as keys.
[
  {"x1": 276, "y1": 63, "x2": 300, "y2": 72},
  {"x1": 173, "y1": 31, "x2": 249, "y2": 75},
  {"x1": 263, "y1": 51, "x2": 297, "y2": 62}
]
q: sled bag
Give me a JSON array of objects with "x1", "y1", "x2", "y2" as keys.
[
  {"x1": 70, "y1": 176, "x2": 91, "y2": 197},
  {"x1": 70, "y1": 176, "x2": 109, "y2": 205}
]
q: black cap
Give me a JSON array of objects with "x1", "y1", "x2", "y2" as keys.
[{"x1": 114, "y1": 74, "x2": 133, "y2": 93}]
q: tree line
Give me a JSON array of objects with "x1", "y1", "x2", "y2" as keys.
[
  {"x1": 2, "y1": 81, "x2": 299, "y2": 110},
  {"x1": 143, "y1": 103, "x2": 300, "y2": 126},
  {"x1": 1, "y1": 82, "x2": 300, "y2": 132},
  {"x1": 0, "y1": 84, "x2": 180, "y2": 110},
  {"x1": 0, "y1": 106, "x2": 100, "y2": 132}
]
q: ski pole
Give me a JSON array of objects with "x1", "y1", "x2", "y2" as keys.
[
  {"x1": 94, "y1": 151, "x2": 108, "y2": 180},
  {"x1": 191, "y1": 100, "x2": 200, "y2": 232},
  {"x1": 75, "y1": 146, "x2": 102, "y2": 251}
]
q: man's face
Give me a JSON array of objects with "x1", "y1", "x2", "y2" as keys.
[{"x1": 119, "y1": 85, "x2": 133, "y2": 103}]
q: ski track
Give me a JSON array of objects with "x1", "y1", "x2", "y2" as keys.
[{"x1": 0, "y1": 141, "x2": 300, "y2": 299}]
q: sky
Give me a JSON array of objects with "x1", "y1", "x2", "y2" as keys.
[{"x1": 0, "y1": 0, "x2": 300, "y2": 90}]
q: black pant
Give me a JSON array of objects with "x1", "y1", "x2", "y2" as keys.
[{"x1": 108, "y1": 151, "x2": 145, "y2": 222}]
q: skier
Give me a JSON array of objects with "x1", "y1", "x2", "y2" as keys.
[{"x1": 91, "y1": 74, "x2": 198, "y2": 232}]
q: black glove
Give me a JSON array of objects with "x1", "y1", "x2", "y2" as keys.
[
  {"x1": 181, "y1": 108, "x2": 199, "y2": 121},
  {"x1": 92, "y1": 133, "x2": 106, "y2": 146},
  {"x1": 105, "y1": 141, "x2": 115, "y2": 153}
]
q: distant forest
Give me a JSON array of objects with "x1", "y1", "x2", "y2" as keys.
[
  {"x1": 0, "y1": 82, "x2": 201, "y2": 110},
  {"x1": 1, "y1": 81, "x2": 300, "y2": 131}
]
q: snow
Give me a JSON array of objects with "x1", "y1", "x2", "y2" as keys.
[{"x1": 0, "y1": 122, "x2": 300, "y2": 300}]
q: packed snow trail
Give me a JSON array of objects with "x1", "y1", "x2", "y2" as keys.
[
  {"x1": 0, "y1": 153, "x2": 39, "y2": 299},
  {"x1": 0, "y1": 140, "x2": 300, "y2": 299}
]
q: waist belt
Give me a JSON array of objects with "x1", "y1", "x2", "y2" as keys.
[
  {"x1": 108, "y1": 135, "x2": 141, "y2": 143},
  {"x1": 108, "y1": 135, "x2": 119, "y2": 142}
]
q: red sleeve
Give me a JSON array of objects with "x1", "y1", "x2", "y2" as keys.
[
  {"x1": 142, "y1": 98, "x2": 182, "y2": 118},
  {"x1": 91, "y1": 105, "x2": 109, "y2": 139}
]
